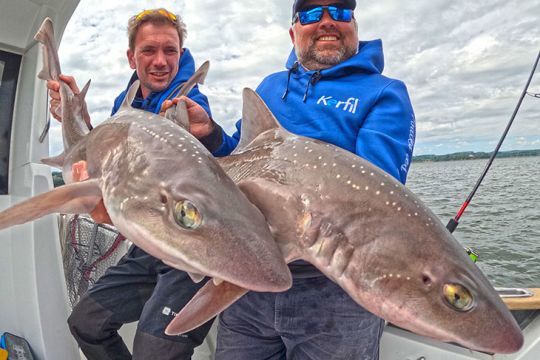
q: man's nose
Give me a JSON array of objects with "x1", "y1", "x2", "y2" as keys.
[
  {"x1": 153, "y1": 50, "x2": 167, "y2": 67},
  {"x1": 319, "y1": 10, "x2": 337, "y2": 27}
]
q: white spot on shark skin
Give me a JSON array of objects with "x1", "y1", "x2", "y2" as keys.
[
  {"x1": 365, "y1": 186, "x2": 369, "y2": 191},
  {"x1": 376, "y1": 191, "x2": 381, "y2": 195}
]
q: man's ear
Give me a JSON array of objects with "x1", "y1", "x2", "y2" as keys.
[
  {"x1": 127, "y1": 49, "x2": 136, "y2": 70},
  {"x1": 289, "y1": 27, "x2": 295, "y2": 45}
]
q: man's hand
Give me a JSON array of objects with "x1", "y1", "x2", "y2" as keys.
[
  {"x1": 72, "y1": 160, "x2": 112, "y2": 225},
  {"x1": 47, "y1": 74, "x2": 92, "y2": 128},
  {"x1": 160, "y1": 96, "x2": 215, "y2": 139}
]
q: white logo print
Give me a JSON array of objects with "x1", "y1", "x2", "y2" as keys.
[{"x1": 317, "y1": 95, "x2": 359, "y2": 114}]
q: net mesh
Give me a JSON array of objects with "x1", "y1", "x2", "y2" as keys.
[{"x1": 60, "y1": 214, "x2": 128, "y2": 307}]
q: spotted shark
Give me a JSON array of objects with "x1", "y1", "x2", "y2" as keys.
[
  {"x1": 165, "y1": 88, "x2": 523, "y2": 354},
  {"x1": 0, "y1": 18, "x2": 292, "y2": 293}
]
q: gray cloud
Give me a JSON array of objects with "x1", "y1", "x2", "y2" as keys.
[{"x1": 55, "y1": 0, "x2": 540, "y2": 155}]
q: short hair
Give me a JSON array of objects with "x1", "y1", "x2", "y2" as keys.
[{"x1": 127, "y1": 8, "x2": 187, "y2": 50}]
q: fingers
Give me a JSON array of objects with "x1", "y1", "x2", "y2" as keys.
[
  {"x1": 59, "y1": 74, "x2": 80, "y2": 93},
  {"x1": 90, "y1": 200, "x2": 113, "y2": 225},
  {"x1": 159, "y1": 99, "x2": 174, "y2": 116},
  {"x1": 49, "y1": 99, "x2": 62, "y2": 121}
]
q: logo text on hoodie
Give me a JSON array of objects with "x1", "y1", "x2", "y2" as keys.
[{"x1": 317, "y1": 96, "x2": 359, "y2": 114}]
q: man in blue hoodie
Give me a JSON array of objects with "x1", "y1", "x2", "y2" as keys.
[
  {"x1": 168, "y1": 0, "x2": 416, "y2": 358},
  {"x1": 47, "y1": 8, "x2": 214, "y2": 360}
]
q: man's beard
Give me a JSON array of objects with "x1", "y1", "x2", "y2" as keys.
[{"x1": 297, "y1": 41, "x2": 357, "y2": 70}]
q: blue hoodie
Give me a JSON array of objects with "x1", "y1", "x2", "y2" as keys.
[
  {"x1": 211, "y1": 40, "x2": 415, "y2": 184},
  {"x1": 111, "y1": 48, "x2": 211, "y2": 117}
]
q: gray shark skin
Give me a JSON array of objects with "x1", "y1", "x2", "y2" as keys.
[
  {"x1": 166, "y1": 89, "x2": 523, "y2": 354},
  {"x1": 0, "y1": 18, "x2": 292, "y2": 293}
]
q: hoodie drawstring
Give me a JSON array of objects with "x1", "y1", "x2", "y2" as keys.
[
  {"x1": 282, "y1": 61, "x2": 300, "y2": 100},
  {"x1": 303, "y1": 70, "x2": 322, "y2": 102}
]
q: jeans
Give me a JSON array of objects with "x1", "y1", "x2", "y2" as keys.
[{"x1": 216, "y1": 275, "x2": 385, "y2": 360}]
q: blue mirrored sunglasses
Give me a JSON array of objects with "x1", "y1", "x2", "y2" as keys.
[{"x1": 293, "y1": 6, "x2": 353, "y2": 25}]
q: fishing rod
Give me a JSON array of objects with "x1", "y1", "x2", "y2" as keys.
[{"x1": 446, "y1": 50, "x2": 540, "y2": 250}]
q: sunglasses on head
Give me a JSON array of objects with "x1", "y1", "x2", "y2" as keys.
[
  {"x1": 135, "y1": 9, "x2": 177, "y2": 23},
  {"x1": 293, "y1": 5, "x2": 353, "y2": 25}
]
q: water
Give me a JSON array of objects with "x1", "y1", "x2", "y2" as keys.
[{"x1": 407, "y1": 156, "x2": 540, "y2": 287}]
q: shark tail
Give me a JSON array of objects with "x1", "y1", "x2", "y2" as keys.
[
  {"x1": 41, "y1": 151, "x2": 66, "y2": 168},
  {"x1": 34, "y1": 18, "x2": 61, "y2": 81}
]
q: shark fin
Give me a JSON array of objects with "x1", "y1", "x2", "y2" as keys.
[
  {"x1": 41, "y1": 152, "x2": 66, "y2": 168},
  {"x1": 0, "y1": 180, "x2": 102, "y2": 231},
  {"x1": 77, "y1": 80, "x2": 93, "y2": 131},
  {"x1": 237, "y1": 177, "x2": 302, "y2": 262},
  {"x1": 35, "y1": 18, "x2": 60, "y2": 81},
  {"x1": 120, "y1": 80, "x2": 140, "y2": 110},
  {"x1": 79, "y1": 79, "x2": 91, "y2": 100},
  {"x1": 188, "y1": 272, "x2": 205, "y2": 283},
  {"x1": 233, "y1": 88, "x2": 282, "y2": 154},
  {"x1": 164, "y1": 99, "x2": 189, "y2": 130},
  {"x1": 165, "y1": 281, "x2": 248, "y2": 335},
  {"x1": 176, "y1": 60, "x2": 210, "y2": 98},
  {"x1": 59, "y1": 79, "x2": 91, "y2": 149},
  {"x1": 163, "y1": 61, "x2": 210, "y2": 129}
]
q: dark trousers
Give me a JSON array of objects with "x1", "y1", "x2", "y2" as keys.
[
  {"x1": 68, "y1": 245, "x2": 214, "y2": 360},
  {"x1": 216, "y1": 276, "x2": 385, "y2": 360}
]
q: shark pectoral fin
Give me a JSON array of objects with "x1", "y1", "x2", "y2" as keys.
[
  {"x1": 41, "y1": 151, "x2": 66, "y2": 168},
  {"x1": 188, "y1": 272, "x2": 205, "y2": 283},
  {"x1": 0, "y1": 180, "x2": 102, "y2": 230},
  {"x1": 236, "y1": 177, "x2": 302, "y2": 260},
  {"x1": 233, "y1": 88, "x2": 283, "y2": 155},
  {"x1": 164, "y1": 281, "x2": 248, "y2": 336},
  {"x1": 120, "y1": 80, "x2": 140, "y2": 110}
]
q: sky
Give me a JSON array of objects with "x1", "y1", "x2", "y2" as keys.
[{"x1": 52, "y1": 0, "x2": 540, "y2": 156}]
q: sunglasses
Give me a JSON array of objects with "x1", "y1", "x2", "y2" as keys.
[
  {"x1": 135, "y1": 9, "x2": 177, "y2": 23},
  {"x1": 293, "y1": 6, "x2": 353, "y2": 25}
]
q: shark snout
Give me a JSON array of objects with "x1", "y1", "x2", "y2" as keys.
[{"x1": 203, "y1": 234, "x2": 292, "y2": 293}]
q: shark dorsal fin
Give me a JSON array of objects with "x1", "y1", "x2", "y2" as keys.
[
  {"x1": 163, "y1": 61, "x2": 210, "y2": 129},
  {"x1": 233, "y1": 88, "x2": 282, "y2": 154},
  {"x1": 177, "y1": 60, "x2": 209, "y2": 98},
  {"x1": 120, "y1": 80, "x2": 140, "y2": 110}
]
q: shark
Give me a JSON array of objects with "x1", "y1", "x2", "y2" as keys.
[
  {"x1": 165, "y1": 88, "x2": 524, "y2": 354},
  {"x1": 0, "y1": 18, "x2": 292, "y2": 293}
]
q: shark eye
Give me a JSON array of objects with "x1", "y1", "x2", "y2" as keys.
[
  {"x1": 443, "y1": 283, "x2": 474, "y2": 312},
  {"x1": 174, "y1": 200, "x2": 202, "y2": 229}
]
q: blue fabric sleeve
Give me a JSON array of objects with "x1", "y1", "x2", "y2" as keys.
[
  {"x1": 355, "y1": 80, "x2": 416, "y2": 184},
  {"x1": 111, "y1": 92, "x2": 125, "y2": 116},
  {"x1": 212, "y1": 120, "x2": 241, "y2": 157}
]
